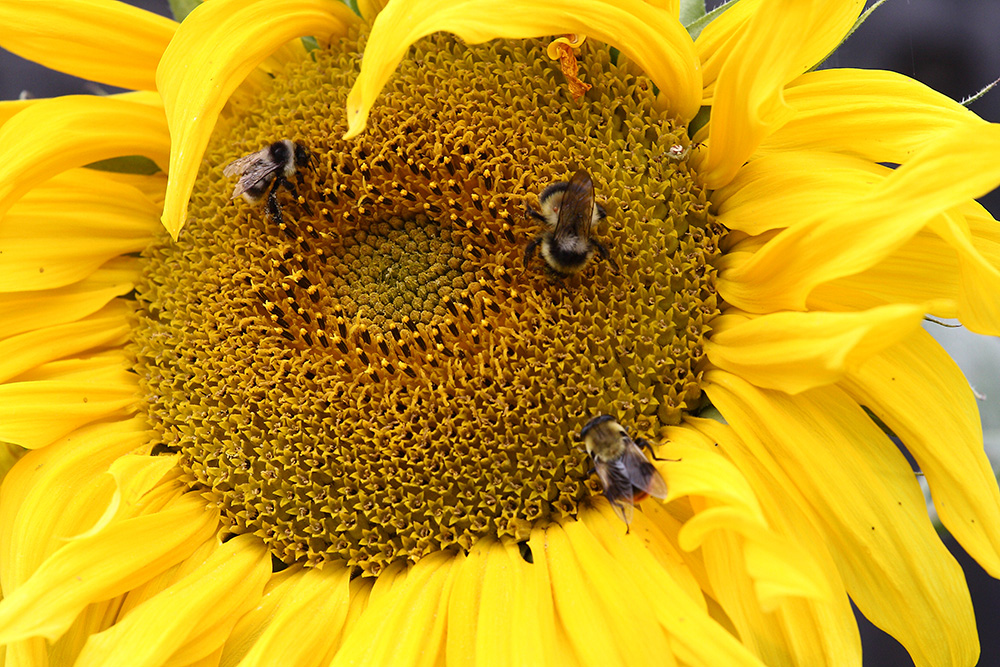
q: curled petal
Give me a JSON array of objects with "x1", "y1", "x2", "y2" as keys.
[
  {"x1": 713, "y1": 151, "x2": 887, "y2": 236},
  {"x1": 705, "y1": 371, "x2": 978, "y2": 667},
  {"x1": 157, "y1": 0, "x2": 358, "y2": 238},
  {"x1": 345, "y1": 0, "x2": 702, "y2": 139},
  {"x1": 759, "y1": 68, "x2": 985, "y2": 165},
  {"x1": 696, "y1": 0, "x2": 863, "y2": 188},
  {"x1": 719, "y1": 123, "x2": 1000, "y2": 314},
  {"x1": 0, "y1": 0, "x2": 176, "y2": 91},
  {"x1": 705, "y1": 304, "x2": 928, "y2": 394},
  {"x1": 0, "y1": 493, "x2": 219, "y2": 644},
  {"x1": 75, "y1": 536, "x2": 271, "y2": 667},
  {"x1": 842, "y1": 329, "x2": 1000, "y2": 578},
  {"x1": 0, "y1": 96, "x2": 169, "y2": 221}
]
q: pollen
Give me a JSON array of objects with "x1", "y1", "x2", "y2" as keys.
[{"x1": 129, "y1": 29, "x2": 722, "y2": 575}]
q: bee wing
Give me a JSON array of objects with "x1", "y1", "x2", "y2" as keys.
[
  {"x1": 223, "y1": 152, "x2": 280, "y2": 199},
  {"x1": 595, "y1": 458, "x2": 637, "y2": 525},
  {"x1": 621, "y1": 440, "x2": 668, "y2": 500},
  {"x1": 608, "y1": 495, "x2": 635, "y2": 526},
  {"x1": 222, "y1": 152, "x2": 260, "y2": 178},
  {"x1": 553, "y1": 170, "x2": 595, "y2": 243}
]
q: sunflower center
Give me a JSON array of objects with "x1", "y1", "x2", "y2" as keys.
[{"x1": 129, "y1": 29, "x2": 723, "y2": 575}]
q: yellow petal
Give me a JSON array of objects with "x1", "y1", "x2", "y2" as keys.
[
  {"x1": 693, "y1": 0, "x2": 760, "y2": 98},
  {"x1": 0, "y1": 98, "x2": 36, "y2": 128},
  {"x1": 0, "y1": 171, "x2": 158, "y2": 293},
  {"x1": 0, "y1": 96, "x2": 169, "y2": 222},
  {"x1": 232, "y1": 566, "x2": 352, "y2": 667},
  {"x1": 0, "y1": 417, "x2": 146, "y2": 593},
  {"x1": 48, "y1": 597, "x2": 125, "y2": 667},
  {"x1": 75, "y1": 535, "x2": 270, "y2": 667},
  {"x1": 355, "y1": 0, "x2": 385, "y2": 22},
  {"x1": 841, "y1": 329, "x2": 1000, "y2": 577},
  {"x1": 77, "y1": 455, "x2": 180, "y2": 540},
  {"x1": 441, "y1": 542, "x2": 482, "y2": 664},
  {"x1": 0, "y1": 304, "x2": 129, "y2": 384},
  {"x1": 559, "y1": 515, "x2": 767, "y2": 666},
  {"x1": 561, "y1": 518, "x2": 677, "y2": 666},
  {"x1": 362, "y1": 559, "x2": 407, "y2": 608},
  {"x1": 156, "y1": 0, "x2": 358, "y2": 239},
  {"x1": 713, "y1": 151, "x2": 888, "y2": 235},
  {"x1": 115, "y1": 538, "x2": 222, "y2": 619},
  {"x1": 474, "y1": 540, "x2": 523, "y2": 667},
  {"x1": 672, "y1": 420, "x2": 864, "y2": 667},
  {"x1": 924, "y1": 210, "x2": 1000, "y2": 334},
  {"x1": 486, "y1": 537, "x2": 568, "y2": 666},
  {"x1": 0, "y1": 354, "x2": 137, "y2": 449},
  {"x1": 0, "y1": 493, "x2": 219, "y2": 644},
  {"x1": 588, "y1": 495, "x2": 708, "y2": 608},
  {"x1": 705, "y1": 304, "x2": 927, "y2": 394},
  {"x1": 696, "y1": 0, "x2": 863, "y2": 188},
  {"x1": 217, "y1": 566, "x2": 304, "y2": 666},
  {"x1": 103, "y1": 170, "x2": 169, "y2": 205},
  {"x1": 3, "y1": 639, "x2": 48, "y2": 667},
  {"x1": 719, "y1": 123, "x2": 1000, "y2": 314},
  {"x1": 965, "y1": 201, "x2": 1000, "y2": 263},
  {"x1": 759, "y1": 68, "x2": 985, "y2": 164},
  {"x1": 344, "y1": 0, "x2": 702, "y2": 140},
  {"x1": 705, "y1": 371, "x2": 978, "y2": 667},
  {"x1": 809, "y1": 227, "x2": 962, "y2": 316},
  {"x1": 0, "y1": 0, "x2": 177, "y2": 91},
  {"x1": 330, "y1": 550, "x2": 454, "y2": 666},
  {"x1": 336, "y1": 577, "x2": 374, "y2": 650},
  {"x1": 658, "y1": 430, "x2": 830, "y2": 608},
  {"x1": 0, "y1": 259, "x2": 136, "y2": 338},
  {"x1": 542, "y1": 521, "x2": 658, "y2": 666}
]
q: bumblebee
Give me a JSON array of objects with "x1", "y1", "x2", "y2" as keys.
[
  {"x1": 524, "y1": 170, "x2": 614, "y2": 274},
  {"x1": 580, "y1": 415, "x2": 668, "y2": 528},
  {"x1": 223, "y1": 139, "x2": 313, "y2": 224}
]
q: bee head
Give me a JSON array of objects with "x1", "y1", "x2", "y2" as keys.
[
  {"x1": 293, "y1": 143, "x2": 314, "y2": 172},
  {"x1": 579, "y1": 414, "x2": 616, "y2": 439}
]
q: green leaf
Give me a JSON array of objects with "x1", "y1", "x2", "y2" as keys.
[
  {"x1": 684, "y1": 0, "x2": 742, "y2": 41},
  {"x1": 688, "y1": 105, "x2": 711, "y2": 137},
  {"x1": 85, "y1": 156, "x2": 162, "y2": 175},
  {"x1": 678, "y1": 0, "x2": 707, "y2": 27},
  {"x1": 168, "y1": 0, "x2": 200, "y2": 22},
  {"x1": 0, "y1": 442, "x2": 26, "y2": 488},
  {"x1": 962, "y1": 76, "x2": 1000, "y2": 107},
  {"x1": 696, "y1": 402, "x2": 727, "y2": 424}
]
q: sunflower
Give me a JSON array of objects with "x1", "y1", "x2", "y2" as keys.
[{"x1": 1, "y1": 0, "x2": 999, "y2": 663}]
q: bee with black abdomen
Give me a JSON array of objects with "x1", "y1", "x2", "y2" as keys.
[
  {"x1": 524, "y1": 169, "x2": 615, "y2": 274},
  {"x1": 579, "y1": 414, "x2": 669, "y2": 529},
  {"x1": 223, "y1": 139, "x2": 313, "y2": 224}
]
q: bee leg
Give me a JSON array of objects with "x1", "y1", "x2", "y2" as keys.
[
  {"x1": 524, "y1": 236, "x2": 543, "y2": 268},
  {"x1": 524, "y1": 203, "x2": 547, "y2": 223},
  {"x1": 293, "y1": 170, "x2": 316, "y2": 215},
  {"x1": 280, "y1": 176, "x2": 313, "y2": 216},
  {"x1": 593, "y1": 239, "x2": 618, "y2": 273},
  {"x1": 586, "y1": 466, "x2": 596, "y2": 477},
  {"x1": 636, "y1": 438, "x2": 680, "y2": 462},
  {"x1": 266, "y1": 187, "x2": 286, "y2": 228}
]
